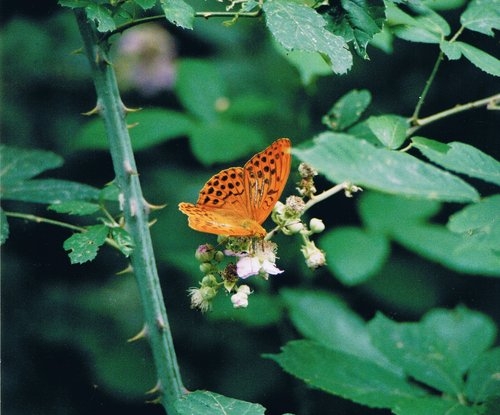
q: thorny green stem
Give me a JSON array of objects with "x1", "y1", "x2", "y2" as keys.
[{"x1": 74, "y1": 10, "x2": 184, "y2": 414}]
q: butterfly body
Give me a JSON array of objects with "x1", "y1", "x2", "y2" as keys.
[{"x1": 179, "y1": 138, "x2": 291, "y2": 237}]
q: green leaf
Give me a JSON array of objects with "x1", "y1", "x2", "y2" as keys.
[
  {"x1": 264, "y1": 0, "x2": 353, "y2": 75},
  {"x1": 366, "y1": 114, "x2": 408, "y2": 149},
  {"x1": 277, "y1": 47, "x2": 332, "y2": 84},
  {"x1": 175, "y1": 390, "x2": 266, "y2": 415},
  {"x1": 359, "y1": 192, "x2": 442, "y2": 233},
  {"x1": 266, "y1": 340, "x2": 425, "y2": 409},
  {"x1": 321, "y1": 227, "x2": 390, "y2": 285},
  {"x1": 135, "y1": 0, "x2": 157, "y2": 10},
  {"x1": 412, "y1": 138, "x2": 500, "y2": 186},
  {"x1": 48, "y1": 200, "x2": 101, "y2": 216},
  {"x1": 440, "y1": 39, "x2": 462, "y2": 60},
  {"x1": 175, "y1": 59, "x2": 226, "y2": 122},
  {"x1": 370, "y1": 310, "x2": 475, "y2": 395},
  {"x1": 110, "y1": 227, "x2": 134, "y2": 257},
  {"x1": 453, "y1": 41, "x2": 500, "y2": 77},
  {"x1": 293, "y1": 133, "x2": 480, "y2": 203},
  {"x1": 334, "y1": 0, "x2": 386, "y2": 59},
  {"x1": 393, "y1": 396, "x2": 477, "y2": 415},
  {"x1": 189, "y1": 121, "x2": 265, "y2": 166},
  {"x1": 461, "y1": 0, "x2": 500, "y2": 36},
  {"x1": 0, "y1": 145, "x2": 63, "y2": 185},
  {"x1": 322, "y1": 89, "x2": 372, "y2": 131},
  {"x1": 85, "y1": 3, "x2": 116, "y2": 32},
  {"x1": 63, "y1": 224, "x2": 109, "y2": 264},
  {"x1": 160, "y1": 0, "x2": 194, "y2": 30},
  {"x1": 0, "y1": 208, "x2": 9, "y2": 245},
  {"x1": 447, "y1": 195, "x2": 500, "y2": 251},
  {"x1": 465, "y1": 348, "x2": 500, "y2": 403},
  {"x1": 392, "y1": 223, "x2": 500, "y2": 276},
  {"x1": 73, "y1": 109, "x2": 194, "y2": 151},
  {"x1": 281, "y1": 289, "x2": 402, "y2": 375},
  {"x1": 2, "y1": 179, "x2": 101, "y2": 204},
  {"x1": 385, "y1": 2, "x2": 447, "y2": 43}
]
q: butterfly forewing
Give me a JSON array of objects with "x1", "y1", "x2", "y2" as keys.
[{"x1": 244, "y1": 138, "x2": 291, "y2": 224}]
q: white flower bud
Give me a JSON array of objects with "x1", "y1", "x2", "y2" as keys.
[{"x1": 309, "y1": 218, "x2": 325, "y2": 234}]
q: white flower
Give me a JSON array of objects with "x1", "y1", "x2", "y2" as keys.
[
  {"x1": 227, "y1": 241, "x2": 284, "y2": 279},
  {"x1": 231, "y1": 285, "x2": 252, "y2": 308},
  {"x1": 301, "y1": 240, "x2": 326, "y2": 269}
]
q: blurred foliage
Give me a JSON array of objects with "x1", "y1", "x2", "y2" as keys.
[{"x1": 1, "y1": 1, "x2": 499, "y2": 415}]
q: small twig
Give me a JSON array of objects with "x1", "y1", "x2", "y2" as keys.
[
  {"x1": 407, "y1": 93, "x2": 500, "y2": 137},
  {"x1": 4, "y1": 211, "x2": 122, "y2": 251},
  {"x1": 4, "y1": 211, "x2": 85, "y2": 232}
]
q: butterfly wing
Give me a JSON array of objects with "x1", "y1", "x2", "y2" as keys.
[
  {"x1": 243, "y1": 138, "x2": 291, "y2": 224},
  {"x1": 179, "y1": 166, "x2": 265, "y2": 236},
  {"x1": 178, "y1": 202, "x2": 265, "y2": 236}
]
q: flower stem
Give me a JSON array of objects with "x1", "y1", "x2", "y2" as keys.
[{"x1": 74, "y1": 10, "x2": 184, "y2": 413}]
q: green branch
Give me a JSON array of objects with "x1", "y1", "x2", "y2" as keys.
[
  {"x1": 74, "y1": 9, "x2": 184, "y2": 414},
  {"x1": 407, "y1": 93, "x2": 500, "y2": 137}
]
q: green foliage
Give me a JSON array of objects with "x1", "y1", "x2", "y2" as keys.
[
  {"x1": 270, "y1": 297, "x2": 500, "y2": 413},
  {"x1": 263, "y1": 0, "x2": 353, "y2": 74},
  {"x1": 294, "y1": 133, "x2": 480, "y2": 203},
  {"x1": 3, "y1": 0, "x2": 500, "y2": 414},
  {"x1": 175, "y1": 390, "x2": 266, "y2": 415},
  {"x1": 63, "y1": 224, "x2": 109, "y2": 264}
]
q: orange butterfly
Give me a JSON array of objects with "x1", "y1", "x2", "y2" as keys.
[{"x1": 179, "y1": 138, "x2": 291, "y2": 237}]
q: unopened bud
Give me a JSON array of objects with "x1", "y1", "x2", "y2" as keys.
[{"x1": 309, "y1": 218, "x2": 325, "y2": 233}]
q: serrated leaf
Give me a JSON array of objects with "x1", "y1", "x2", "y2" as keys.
[
  {"x1": 0, "y1": 208, "x2": 9, "y2": 245},
  {"x1": 160, "y1": 0, "x2": 194, "y2": 30},
  {"x1": 461, "y1": 0, "x2": 500, "y2": 36},
  {"x1": 73, "y1": 108, "x2": 193, "y2": 151},
  {"x1": 336, "y1": 0, "x2": 386, "y2": 59},
  {"x1": 366, "y1": 114, "x2": 408, "y2": 148},
  {"x1": 440, "y1": 39, "x2": 462, "y2": 60},
  {"x1": 447, "y1": 195, "x2": 500, "y2": 251},
  {"x1": 110, "y1": 227, "x2": 134, "y2": 257},
  {"x1": 392, "y1": 223, "x2": 500, "y2": 276},
  {"x1": 175, "y1": 60, "x2": 226, "y2": 122},
  {"x1": 323, "y1": 89, "x2": 372, "y2": 131},
  {"x1": 189, "y1": 121, "x2": 265, "y2": 166},
  {"x1": 175, "y1": 390, "x2": 266, "y2": 415},
  {"x1": 2, "y1": 179, "x2": 101, "y2": 204},
  {"x1": 48, "y1": 200, "x2": 101, "y2": 216},
  {"x1": 369, "y1": 314, "x2": 459, "y2": 395},
  {"x1": 266, "y1": 340, "x2": 425, "y2": 409},
  {"x1": 386, "y1": 2, "x2": 449, "y2": 43},
  {"x1": 412, "y1": 137, "x2": 500, "y2": 186},
  {"x1": 281, "y1": 289, "x2": 402, "y2": 375},
  {"x1": 63, "y1": 225, "x2": 109, "y2": 264},
  {"x1": 0, "y1": 145, "x2": 63, "y2": 185},
  {"x1": 85, "y1": 4, "x2": 116, "y2": 32},
  {"x1": 293, "y1": 133, "x2": 480, "y2": 203},
  {"x1": 264, "y1": 0, "x2": 352, "y2": 75},
  {"x1": 453, "y1": 41, "x2": 500, "y2": 76},
  {"x1": 321, "y1": 227, "x2": 390, "y2": 285},
  {"x1": 465, "y1": 348, "x2": 500, "y2": 403}
]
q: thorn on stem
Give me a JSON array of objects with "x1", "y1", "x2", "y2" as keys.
[{"x1": 127, "y1": 325, "x2": 149, "y2": 342}]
